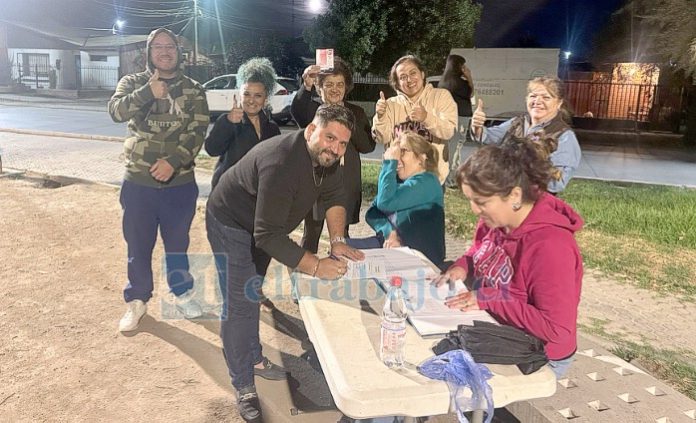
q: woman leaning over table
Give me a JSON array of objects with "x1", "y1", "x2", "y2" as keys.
[
  {"x1": 291, "y1": 58, "x2": 375, "y2": 253},
  {"x1": 470, "y1": 76, "x2": 581, "y2": 194},
  {"x1": 433, "y1": 136, "x2": 584, "y2": 378},
  {"x1": 204, "y1": 57, "x2": 281, "y2": 189},
  {"x1": 348, "y1": 132, "x2": 445, "y2": 267},
  {"x1": 372, "y1": 55, "x2": 457, "y2": 185}
]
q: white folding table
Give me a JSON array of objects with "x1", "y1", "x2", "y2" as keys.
[{"x1": 294, "y1": 276, "x2": 557, "y2": 422}]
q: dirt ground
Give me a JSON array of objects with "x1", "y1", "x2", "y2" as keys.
[{"x1": 0, "y1": 175, "x2": 344, "y2": 422}]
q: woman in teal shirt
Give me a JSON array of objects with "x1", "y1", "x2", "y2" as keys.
[{"x1": 349, "y1": 132, "x2": 445, "y2": 267}]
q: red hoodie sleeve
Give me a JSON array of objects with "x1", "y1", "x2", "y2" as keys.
[
  {"x1": 476, "y1": 231, "x2": 580, "y2": 347},
  {"x1": 453, "y1": 219, "x2": 489, "y2": 269}
]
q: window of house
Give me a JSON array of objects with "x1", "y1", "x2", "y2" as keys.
[{"x1": 89, "y1": 55, "x2": 108, "y2": 62}]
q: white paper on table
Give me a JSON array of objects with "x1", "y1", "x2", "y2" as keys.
[
  {"x1": 343, "y1": 248, "x2": 497, "y2": 335},
  {"x1": 345, "y1": 247, "x2": 438, "y2": 282}
]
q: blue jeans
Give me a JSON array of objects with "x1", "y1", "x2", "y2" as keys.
[
  {"x1": 206, "y1": 208, "x2": 271, "y2": 390},
  {"x1": 446, "y1": 116, "x2": 471, "y2": 187},
  {"x1": 549, "y1": 355, "x2": 575, "y2": 379},
  {"x1": 120, "y1": 180, "x2": 198, "y2": 303}
]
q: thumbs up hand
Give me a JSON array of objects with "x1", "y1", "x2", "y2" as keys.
[
  {"x1": 409, "y1": 104, "x2": 427, "y2": 122},
  {"x1": 227, "y1": 94, "x2": 244, "y2": 123},
  {"x1": 375, "y1": 91, "x2": 388, "y2": 118},
  {"x1": 471, "y1": 98, "x2": 486, "y2": 139},
  {"x1": 149, "y1": 69, "x2": 168, "y2": 99}
]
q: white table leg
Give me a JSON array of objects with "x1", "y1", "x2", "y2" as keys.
[{"x1": 471, "y1": 409, "x2": 484, "y2": 423}]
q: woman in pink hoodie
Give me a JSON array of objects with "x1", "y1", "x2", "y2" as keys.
[{"x1": 435, "y1": 136, "x2": 584, "y2": 378}]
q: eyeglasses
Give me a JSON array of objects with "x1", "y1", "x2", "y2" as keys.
[
  {"x1": 398, "y1": 70, "x2": 421, "y2": 82},
  {"x1": 151, "y1": 44, "x2": 177, "y2": 52},
  {"x1": 322, "y1": 82, "x2": 345, "y2": 90}
]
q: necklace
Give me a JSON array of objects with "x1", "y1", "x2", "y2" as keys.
[{"x1": 312, "y1": 167, "x2": 325, "y2": 187}]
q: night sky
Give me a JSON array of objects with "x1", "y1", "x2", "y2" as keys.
[
  {"x1": 476, "y1": 0, "x2": 625, "y2": 59},
  {"x1": 1, "y1": 0, "x2": 625, "y2": 59}
]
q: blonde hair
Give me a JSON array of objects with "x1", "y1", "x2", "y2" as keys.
[
  {"x1": 398, "y1": 132, "x2": 439, "y2": 176},
  {"x1": 527, "y1": 76, "x2": 573, "y2": 123}
]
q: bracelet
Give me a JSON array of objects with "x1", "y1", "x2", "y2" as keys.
[
  {"x1": 330, "y1": 236, "x2": 346, "y2": 245},
  {"x1": 310, "y1": 258, "x2": 320, "y2": 277}
]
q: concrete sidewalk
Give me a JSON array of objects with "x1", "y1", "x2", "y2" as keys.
[{"x1": 2, "y1": 128, "x2": 696, "y2": 421}]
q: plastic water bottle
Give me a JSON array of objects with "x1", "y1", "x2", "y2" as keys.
[{"x1": 380, "y1": 276, "x2": 408, "y2": 368}]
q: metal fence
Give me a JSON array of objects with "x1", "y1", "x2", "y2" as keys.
[
  {"x1": 564, "y1": 80, "x2": 682, "y2": 130},
  {"x1": 9, "y1": 63, "x2": 119, "y2": 90},
  {"x1": 78, "y1": 65, "x2": 119, "y2": 89},
  {"x1": 10, "y1": 62, "x2": 51, "y2": 88}
]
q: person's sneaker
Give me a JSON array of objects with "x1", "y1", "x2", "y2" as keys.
[
  {"x1": 236, "y1": 385, "x2": 261, "y2": 422},
  {"x1": 175, "y1": 289, "x2": 203, "y2": 319},
  {"x1": 253, "y1": 357, "x2": 287, "y2": 380},
  {"x1": 119, "y1": 300, "x2": 147, "y2": 332}
]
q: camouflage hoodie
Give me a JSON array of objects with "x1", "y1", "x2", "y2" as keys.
[{"x1": 108, "y1": 28, "x2": 209, "y2": 188}]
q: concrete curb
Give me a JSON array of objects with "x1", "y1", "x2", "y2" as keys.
[{"x1": 0, "y1": 127, "x2": 123, "y2": 142}]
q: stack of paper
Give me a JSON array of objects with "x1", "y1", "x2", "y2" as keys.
[
  {"x1": 345, "y1": 247, "x2": 438, "y2": 281},
  {"x1": 400, "y1": 279, "x2": 498, "y2": 336},
  {"x1": 346, "y1": 247, "x2": 498, "y2": 336}
]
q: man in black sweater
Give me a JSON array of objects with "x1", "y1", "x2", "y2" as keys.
[{"x1": 206, "y1": 104, "x2": 364, "y2": 421}]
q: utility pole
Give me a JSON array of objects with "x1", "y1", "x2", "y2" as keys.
[
  {"x1": 630, "y1": 1, "x2": 634, "y2": 62},
  {"x1": 213, "y1": 0, "x2": 228, "y2": 72},
  {"x1": 193, "y1": 0, "x2": 199, "y2": 64}
]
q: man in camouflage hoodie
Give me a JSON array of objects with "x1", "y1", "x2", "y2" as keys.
[{"x1": 108, "y1": 28, "x2": 209, "y2": 332}]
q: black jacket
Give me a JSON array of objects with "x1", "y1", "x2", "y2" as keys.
[
  {"x1": 207, "y1": 130, "x2": 345, "y2": 267},
  {"x1": 204, "y1": 110, "x2": 280, "y2": 188}
]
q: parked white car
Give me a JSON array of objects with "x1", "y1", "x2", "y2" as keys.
[{"x1": 203, "y1": 74, "x2": 298, "y2": 125}]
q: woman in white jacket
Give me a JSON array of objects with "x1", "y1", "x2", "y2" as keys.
[{"x1": 372, "y1": 55, "x2": 457, "y2": 184}]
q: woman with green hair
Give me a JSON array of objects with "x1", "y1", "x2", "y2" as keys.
[{"x1": 205, "y1": 57, "x2": 281, "y2": 188}]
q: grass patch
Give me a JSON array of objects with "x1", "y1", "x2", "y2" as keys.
[
  {"x1": 560, "y1": 180, "x2": 696, "y2": 248},
  {"x1": 580, "y1": 321, "x2": 696, "y2": 400},
  {"x1": 361, "y1": 162, "x2": 696, "y2": 298}
]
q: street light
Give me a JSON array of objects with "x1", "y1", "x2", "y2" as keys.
[
  {"x1": 112, "y1": 20, "x2": 125, "y2": 35},
  {"x1": 563, "y1": 51, "x2": 572, "y2": 61},
  {"x1": 308, "y1": 0, "x2": 322, "y2": 13}
]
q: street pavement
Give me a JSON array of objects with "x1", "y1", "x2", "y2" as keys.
[{"x1": 2, "y1": 93, "x2": 695, "y2": 188}]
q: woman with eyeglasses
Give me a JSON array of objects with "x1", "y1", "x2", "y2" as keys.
[
  {"x1": 291, "y1": 57, "x2": 376, "y2": 254},
  {"x1": 372, "y1": 55, "x2": 457, "y2": 185},
  {"x1": 348, "y1": 132, "x2": 445, "y2": 267},
  {"x1": 470, "y1": 76, "x2": 582, "y2": 194}
]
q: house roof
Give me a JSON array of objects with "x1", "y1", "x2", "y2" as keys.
[{"x1": 1, "y1": 19, "x2": 147, "y2": 49}]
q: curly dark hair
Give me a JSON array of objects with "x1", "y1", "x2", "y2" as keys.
[
  {"x1": 456, "y1": 136, "x2": 556, "y2": 202},
  {"x1": 236, "y1": 57, "x2": 277, "y2": 97},
  {"x1": 317, "y1": 57, "x2": 354, "y2": 95}
]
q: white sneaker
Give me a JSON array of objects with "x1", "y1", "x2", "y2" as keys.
[
  {"x1": 175, "y1": 289, "x2": 203, "y2": 319},
  {"x1": 119, "y1": 300, "x2": 147, "y2": 332}
]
